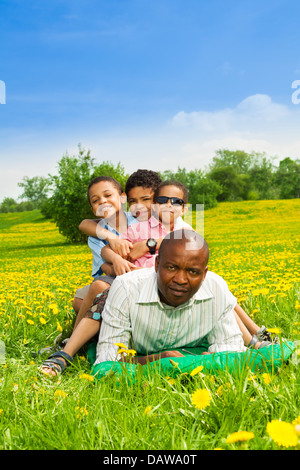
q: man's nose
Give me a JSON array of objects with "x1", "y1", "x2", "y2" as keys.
[{"x1": 173, "y1": 269, "x2": 188, "y2": 284}]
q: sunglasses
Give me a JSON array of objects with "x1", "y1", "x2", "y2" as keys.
[{"x1": 156, "y1": 196, "x2": 185, "y2": 206}]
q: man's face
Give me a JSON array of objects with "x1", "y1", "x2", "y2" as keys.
[{"x1": 155, "y1": 240, "x2": 208, "y2": 307}]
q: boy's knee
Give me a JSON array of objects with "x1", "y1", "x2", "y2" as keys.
[
  {"x1": 89, "y1": 280, "x2": 110, "y2": 296},
  {"x1": 72, "y1": 297, "x2": 82, "y2": 314}
]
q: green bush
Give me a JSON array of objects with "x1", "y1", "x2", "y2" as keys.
[{"x1": 41, "y1": 146, "x2": 129, "y2": 243}]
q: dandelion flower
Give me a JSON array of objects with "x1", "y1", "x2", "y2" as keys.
[
  {"x1": 114, "y1": 342, "x2": 128, "y2": 349},
  {"x1": 79, "y1": 373, "x2": 94, "y2": 382},
  {"x1": 262, "y1": 373, "x2": 272, "y2": 384},
  {"x1": 191, "y1": 388, "x2": 211, "y2": 410},
  {"x1": 292, "y1": 416, "x2": 300, "y2": 426},
  {"x1": 266, "y1": 420, "x2": 298, "y2": 448},
  {"x1": 143, "y1": 406, "x2": 152, "y2": 415},
  {"x1": 267, "y1": 328, "x2": 282, "y2": 335},
  {"x1": 54, "y1": 390, "x2": 67, "y2": 398},
  {"x1": 226, "y1": 431, "x2": 255, "y2": 444},
  {"x1": 190, "y1": 365, "x2": 204, "y2": 376}
]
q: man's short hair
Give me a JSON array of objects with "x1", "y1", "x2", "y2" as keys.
[
  {"x1": 159, "y1": 229, "x2": 209, "y2": 263},
  {"x1": 125, "y1": 169, "x2": 162, "y2": 196}
]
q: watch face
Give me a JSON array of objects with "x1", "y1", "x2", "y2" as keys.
[{"x1": 148, "y1": 239, "x2": 156, "y2": 247}]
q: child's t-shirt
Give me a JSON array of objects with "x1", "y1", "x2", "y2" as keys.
[
  {"x1": 119, "y1": 215, "x2": 193, "y2": 268},
  {"x1": 88, "y1": 212, "x2": 138, "y2": 278}
]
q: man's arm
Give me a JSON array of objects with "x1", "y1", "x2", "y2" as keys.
[{"x1": 207, "y1": 306, "x2": 246, "y2": 353}]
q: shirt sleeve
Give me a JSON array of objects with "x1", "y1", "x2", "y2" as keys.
[
  {"x1": 88, "y1": 236, "x2": 108, "y2": 277},
  {"x1": 206, "y1": 275, "x2": 246, "y2": 353},
  {"x1": 207, "y1": 307, "x2": 246, "y2": 353},
  {"x1": 94, "y1": 277, "x2": 132, "y2": 364}
]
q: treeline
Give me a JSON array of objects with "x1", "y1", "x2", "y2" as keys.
[{"x1": 1, "y1": 146, "x2": 299, "y2": 243}]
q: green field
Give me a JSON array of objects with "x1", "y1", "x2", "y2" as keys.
[{"x1": 0, "y1": 200, "x2": 300, "y2": 450}]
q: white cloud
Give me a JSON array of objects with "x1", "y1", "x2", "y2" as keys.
[{"x1": 167, "y1": 94, "x2": 300, "y2": 168}]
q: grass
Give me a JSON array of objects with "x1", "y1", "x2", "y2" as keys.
[{"x1": 0, "y1": 200, "x2": 300, "y2": 451}]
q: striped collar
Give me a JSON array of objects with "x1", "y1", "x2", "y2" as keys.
[{"x1": 136, "y1": 271, "x2": 214, "y2": 308}]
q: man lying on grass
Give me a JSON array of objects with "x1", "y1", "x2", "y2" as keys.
[{"x1": 94, "y1": 229, "x2": 252, "y2": 367}]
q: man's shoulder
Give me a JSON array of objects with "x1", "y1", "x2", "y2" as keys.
[
  {"x1": 118, "y1": 267, "x2": 155, "y2": 284},
  {"x1": 202, "y1": 270, "x2": 230, "y2": 291}
]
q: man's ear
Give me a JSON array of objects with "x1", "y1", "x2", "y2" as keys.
[{"x1": 155, "y1": 255, "x2": 159, "y2": 272}]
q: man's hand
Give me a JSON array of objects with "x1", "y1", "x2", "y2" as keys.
[
  {"x1": 107, "y1": 237, "x2": 133, "y2": 258},
  {"x1": 130, "y1": 350, "x2": 184, "y2": 366}
]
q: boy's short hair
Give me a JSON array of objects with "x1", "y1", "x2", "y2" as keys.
[
  {"x1": 154, "y1": 180, "x2": 189, "y2": 204},
  {"x1": 87, "y1": 176, "x2": 123, "y2": 203},
  {"x1": 125, "y1": 169, "x2": 162, "y2": 196}
]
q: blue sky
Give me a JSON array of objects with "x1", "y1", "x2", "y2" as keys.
[{"x1": 1, "y1": 0, "x2": 300, "y2": 201}]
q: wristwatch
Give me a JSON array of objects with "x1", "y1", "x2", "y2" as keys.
[{"x1": 146, "y1": 238, "x2": 157, "y2": 255}]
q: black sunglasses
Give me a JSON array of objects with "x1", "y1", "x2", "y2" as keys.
[{"x1": 156, "y1": 196, "x2": 185, "y2": 206}]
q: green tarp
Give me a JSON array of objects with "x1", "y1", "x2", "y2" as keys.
[{"x1": 87, "y1": 340, "x2": 296, "y2": 382}]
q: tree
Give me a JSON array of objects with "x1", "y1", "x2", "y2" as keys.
[
  {"x1": 0, "y1": 198, "x2": 35, "y2": 213},
  {"x1": 248, "y1": 154, "x2": 278, "y2": 200},
  {"x1": 208, "y1": 166, "x2": 251, "y2": 201},
  {"x1": 41, "y1": 145, "x2": 129, "y2": 243},
  {"x1": 160, "y1": 167, "x2": 221, "y2": 208},
  {"x1": 208, "y1": 149, "x2": 253, "y2": 174},
  {"x1": 18, "y1": 176, "x2": 50, "y2": 208},
  {"x1": 275, "y1": 157, "x2": 300, "y2": 199}
]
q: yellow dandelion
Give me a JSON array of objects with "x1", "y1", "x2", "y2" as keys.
[
  {"x1": 167, "y1": 378, "x2": 176, "y2": 385},
  {"x1": 262, "y1": 373, "x2": 272, "y2": 385},
  {"x1": 79, "y1": 373, "x2": 94, "y2": 382},
  {"x1": 190, "y1": 365, "x2": 204, "y2": 376},
  {"x1": 292, "y1": 416, "x2": 300, "y2": 426},
  {"x1": 143, "y1": 406, "x2": 152, "y2": 415},
  {"x1": 266, "y1": 420, "x2": 298, "y2": 448},
  {"x1": 75, "y1": 406, "x2": 88, "y2": 419},
  {"x1": 39, "y1": 317, "x2": 47, "y2": 325},
  {"x1": 54, "y1": 389, "x2": 67, "y2": 398},
  {"x1": 114, "y1": 342, "x2": 128, "y2": 349},
  {"x1": 27, "y1": 319, "x2": 34, "y2": 325},
  {"x1": 191, "y1": 388, "x2": 211, "y2": 410},
  {"x1": 226, "y1": 431, "x2": 255, "y2": 444},
  {"x1": 267, "y1": 327, "x2": 282, "y2": 335}
]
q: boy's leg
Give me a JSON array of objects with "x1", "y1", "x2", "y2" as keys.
[
  {"x1": 72, "y1": 284, "x2": 90, "y2": 314},
  {"x1": 234, "y1": 304, "x2": 260, "y2": 335},
  {"x1": 74, "y1": 279, "x2": 110, "y2": 329},
  {"x1": 41, "y1": 288, "x2": 110, "y2": 376}
]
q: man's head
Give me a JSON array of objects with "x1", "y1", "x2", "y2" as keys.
[
  {"x1": 155, "y1": 229, "x2": 209, "y2": 307},
  {"x1": 125, "y1": 169, "x2": 162, "y2": 221},
  {"x1": 154, "y1": 180, "x2": 188, "y2": 226},
  {"x1": 87, "y1": 176, "x2": 125, "y2": 219}
]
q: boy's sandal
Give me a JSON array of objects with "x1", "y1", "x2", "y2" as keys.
[
  {"x1": 40, "y1": 351, "x2": 73, "y2": 376},
  {"x1": 248, "y1": 335, "x2": 272, "y2": 349}
]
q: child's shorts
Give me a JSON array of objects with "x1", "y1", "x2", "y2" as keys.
[
  {"x1": 84, "y1": 287, "x2": 110, "y2": 322},
  {"x1": 74, "y1": 275, "x2": 116, "y2": 300}
]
